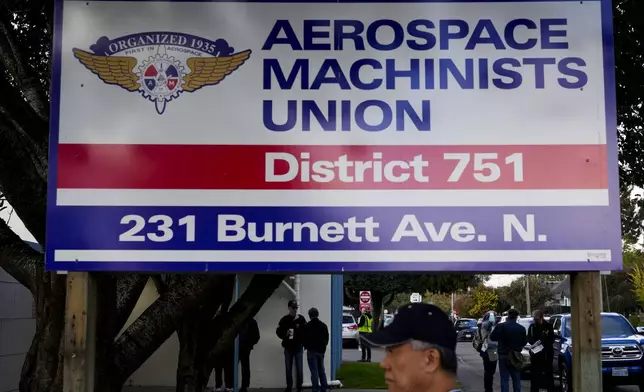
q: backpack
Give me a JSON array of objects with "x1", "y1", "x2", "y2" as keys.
[{"x1": 472, "y1": 328, "x2": 483, "y2": 352}]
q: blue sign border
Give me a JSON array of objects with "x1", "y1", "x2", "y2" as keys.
[{"x1": 46, "y1": 0, "x2": 621, "y2": 273}]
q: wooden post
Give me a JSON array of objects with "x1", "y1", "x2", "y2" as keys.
[
  {"x1": 63, "y1": 272, "x2": 96, "y2": 392},
  {"x1": 570, "y1": 272, "x2": 602, "y2": 392}
]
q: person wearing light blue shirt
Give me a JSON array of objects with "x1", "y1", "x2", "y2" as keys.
[{"x1": 478, "y1": 311, "x2": 499, "y2": 392}]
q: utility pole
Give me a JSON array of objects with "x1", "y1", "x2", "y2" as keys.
[
  {"x1": 450, "y1": 292, "x2": 455, "y2": 320},
  {"x1": 603, "y1": 274, "x2": 610, "y2": 312},
  {"x1": 525, "y1": 277, "x2": 531, "y2": 315}
]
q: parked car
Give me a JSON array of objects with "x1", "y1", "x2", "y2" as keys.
[
  {"x1": 454, "y1": 318, "x2": 478, "y2": 341},
  {"x1": 342, "y1": 314, "x2": 359, "y2": 347},
  {"x1": 550, "y1": 313, "x2": 644, "y2": 392}
]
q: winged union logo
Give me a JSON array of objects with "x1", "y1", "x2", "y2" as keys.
[{"x1": 73, "y1": 32, "x2": 251, "y2": 114}]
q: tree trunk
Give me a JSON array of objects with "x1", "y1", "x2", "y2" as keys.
[
  {"x1": 371, "y1": 291, "x2": 384, "y2": 332},
  {"x1": 19, "y1": 271, "x2": 66, "y2": 392},
  {"x1": 176, "y1": 314, "x2": 209, "y2": 392},
  {"x1": 206, "y1": 275, "x2": 285, "y2": 370},
  {"x1": 176, "y1": 276, "x2": 234, "y2": 392}
]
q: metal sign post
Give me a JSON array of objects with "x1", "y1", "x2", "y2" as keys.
[{"x1": 233, "y1": 275, "x2": 240, "y2": 392}]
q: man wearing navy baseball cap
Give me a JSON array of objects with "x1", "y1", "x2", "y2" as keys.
[{"x1": 361, "y1": 303, "x2": 462, "y2": 392}]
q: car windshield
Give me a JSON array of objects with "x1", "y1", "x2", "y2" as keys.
[
  {"x1": 456, "y1": 320, "x2": 476, "y2": 328},
  {"x1": 562, "y1": 315, "x2": 635, "y2": 337},
  {"x1": 343, "y1": 315, "x2": 355, "y2": 324},
  {"x1": 602, "y1": 315, "x2": 635, "y2": 337}
]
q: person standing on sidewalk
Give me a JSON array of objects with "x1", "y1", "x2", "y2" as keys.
[
  {"x1": 239, "y1": 316, "x2": 260, "y2": 392},
  {"x1": 527, "y1": 310, "x2": 555, "y2": 392},
  {"x1": 491, "y1": 308, "x2": 527, "y2": 392},
  {"x1": 362, "y1": 303, "x2": 463, "y2": 392},
  {"x1": 302, "y1": 307, "x2": 329, "y2": 392},
  {"x1": 357, "y1": 308, "x2": 373, "y2": 362},
  {"x1": 476, "y1": 310, "x2": 499, "y2": 392},
  {"x1": 276, "y1": 300, "x2": 307, "y2": 392}
]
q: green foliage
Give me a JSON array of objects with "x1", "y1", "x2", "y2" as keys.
[
  {"x1": 621, "y1": 186, "x2": 644, "y2": 244},
  {"x1": 629, "y1": 314, "x2": 641, "y2": 328},
  {"x1": 629, "y1": 264, "x2": 644, "y2": 308},
  {"x1": 495, "y1": 276, "x2": 555, "y2": 314},
  {"x1": 614, "y1": 0, "x2": 644, "y2": 189},
  {"x1": 344, "y1": 274, "x2": 486, "y2": 298},
  {"x1": 423, "y1": 292, "x2": 452, "y2": 313},
  {"x1": 468, "y1": 287, "x2": 499, "y2": 318},
  {"x1": 604, "y1": 270, "x2": 638, "y2": 314}
]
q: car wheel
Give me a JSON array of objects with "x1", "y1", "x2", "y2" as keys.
[{"x1": 559, "y1": 363, "x2": 572, "y2": 392}]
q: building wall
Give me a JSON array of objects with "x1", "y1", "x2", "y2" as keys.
[
  {"x1": 0, "y1": 268, "x2": 36, "y2": 392},
  {"x1": 126, "y1": 274, "x2": 335, "y2": 389}
]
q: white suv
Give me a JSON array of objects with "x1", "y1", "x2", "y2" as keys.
[{"x1": 342, "y1": 314, "x2": 359, "y2": 346}]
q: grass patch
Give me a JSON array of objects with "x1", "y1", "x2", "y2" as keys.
[{"x1": 336, "y1": 362, "x2": 387, "y2": 389}]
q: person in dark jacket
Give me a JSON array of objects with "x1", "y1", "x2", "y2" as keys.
[
  {"x1": 490, "y1": 309, "x2": 527, "y2": 392},
  {"x1": 213, "y1": 308, "x2": 234, "y2": 392},
  {"x1": 239, "y1": 317, "x2": 260, "y2": 392},
  {"x1": 527, "y1": 310, "x2": 554, "y2": 392},
  {"x1": 276, "y1": 300, "x2": 307, "y2": 392},
  {"x1": 302, "y1": 307, "x2": 329, "y2": 392}
]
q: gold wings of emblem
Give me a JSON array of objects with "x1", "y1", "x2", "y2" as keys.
[
  {"x1": 182, "y1": 50, "x2": 251, "y2": 92},
  {"x1": 72, "y1": 48, "x2": 140, "y2": 91}
]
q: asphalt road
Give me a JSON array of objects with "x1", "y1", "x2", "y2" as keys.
[{"x1": 343, "y1": 343, "x2": 639, "y2": 392}]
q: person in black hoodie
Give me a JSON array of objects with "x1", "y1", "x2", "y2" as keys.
[
  {"x1": 238, "y1": 317, "x2": 260, "y2": 392},
  {"x1": 276, "y1": 300, "x2": 307, "y2": 392},
  {"x1": 527, "y1": 309, "x2": 554, "y2": 392},
  {"x1": 302, "y1": 307, "x2": 329, "y2": 392}
]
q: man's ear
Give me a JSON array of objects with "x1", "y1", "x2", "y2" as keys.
[{"x1": 425, "y1": 349, "x2": 441, "y2": 373}]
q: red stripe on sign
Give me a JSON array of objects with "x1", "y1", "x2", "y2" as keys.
[{"x1": 57, "y1": 144, "x2": 608, "y2": 190}]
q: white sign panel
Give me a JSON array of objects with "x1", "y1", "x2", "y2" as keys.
[{"x1": 46, "y1": 0, "x2": 621, "y2": 272}]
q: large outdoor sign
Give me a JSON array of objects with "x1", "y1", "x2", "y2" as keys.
[{"x1": 46, "y1": 0, "x2": 621, "y2": 272}]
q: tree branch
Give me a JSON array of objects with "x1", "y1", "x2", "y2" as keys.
[
  {"x1": 113, "y1": 274, "x2": 150, "y2": 336},
  {"x1": 110, "y1": 275, "x2": 225, "y2": 385},
  {"x1": 0, "y1": 11, "x2": 49, "y2": 121},
  {"x1": 383, "y1": 292, "x2": 396, "y2": 307},
  {"x1": 0, "y1": 122, "x2": 47, "y2": 243},
  {"x1": 206, "y1": 274, "x2": 285, "y2": 367},
  {"x1": 0, "y1": 215, "x2": 39, "y2": 292}
]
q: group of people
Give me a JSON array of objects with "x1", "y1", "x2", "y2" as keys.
[
  {"x1": 276, "y1": 300, "x2": 331, "y2": 392},
  {"x1": 474, "y1": 308, "x2": 555, "y2": 392},
  {"x1": 212, "y1": 299, "x2": 330, "y2": 392},
  {"x1": 217, "y1": 300, "x2": 571, "y2": 392}
]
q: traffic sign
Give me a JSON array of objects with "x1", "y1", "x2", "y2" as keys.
[
  {"x1": 47, "y1": 0, "x2": 621, "y2": 272},
  {"x1": 410, "y1": 293, "x2": 422, "y2": 303},
  {"x1": 360, "y1": 291, "x2": 372, "y2": 304}
]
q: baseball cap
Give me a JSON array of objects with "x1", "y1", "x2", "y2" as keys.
[{"x1": 361, "y1": 303, "x2": 457, "y2": 351}]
